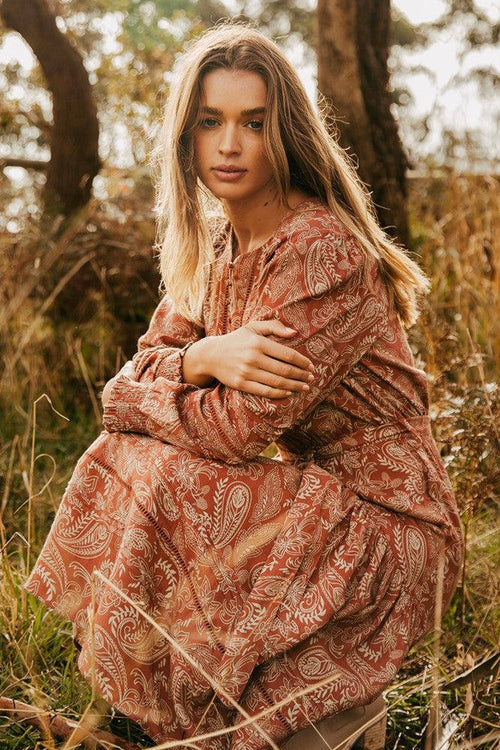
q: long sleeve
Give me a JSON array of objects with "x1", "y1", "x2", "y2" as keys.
[
  {"x1": 131, "y1": 296, "x2": 204, "y2": 383},
  {"x1": 103, "y1": 228, "x2": 390, "y2": 464}
]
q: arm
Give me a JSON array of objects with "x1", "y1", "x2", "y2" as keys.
[
  {"x1": 131, "y1": 295, "x2": 206, "y2": 383},
  {"x1": 103, "y1": 231, "x2": 389, "y2": 464},
  {"x1": 181, "y1": 319, "x2": 316, "y2": 399}
]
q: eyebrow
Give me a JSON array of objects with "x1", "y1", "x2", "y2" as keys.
[{"x1": 200, "y1": 106, "x2": 266, "y2": 117}]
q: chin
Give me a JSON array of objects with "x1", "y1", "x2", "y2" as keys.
[{"x1": 209, "y1": 186, "x2": 248, "y2": 202}]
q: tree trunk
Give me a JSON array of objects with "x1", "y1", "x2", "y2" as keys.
[
  {"x1": 1, "y1": 0, "x2": 101, "y2": 215},
  {"x1": 316, "y1": 0, "x2": 409, "y2": 245}
]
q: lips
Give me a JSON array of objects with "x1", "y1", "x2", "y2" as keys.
[
  {"x1": 211, "y1": 165, "x2": 247, "y2": 182},
  {"x1": 213, "y1": 164, "x2": 246, "y2": 173}
]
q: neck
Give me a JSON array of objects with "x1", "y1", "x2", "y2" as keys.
[{"x1": 223, "y1": 187, "x2": 308, "y2": 256}]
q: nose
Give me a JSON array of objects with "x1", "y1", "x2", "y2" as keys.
[{"x1": 218, "y1": 124, "x2": 241, "y2": 155}]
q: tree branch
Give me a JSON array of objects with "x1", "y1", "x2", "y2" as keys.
[
  {"x1": 2, "y1": 105, "x2": 53, "y2": 135},
  {"x1": 0, "y1": 0, "x2": 101, "y2": 214},
  {"x1": 1, "y1": 157, "x2": 49, "y2": 170},
  {"x1": 444, "y1": 651, "x2": 500, "y2": 689}
]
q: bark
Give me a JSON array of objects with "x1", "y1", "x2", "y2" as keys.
[
  {"x1": 0, "y1": 0, "x2": 101, "y2": 214},
  {"x1": 316, "y1": 0, "x2": 409, "y2": 244}
]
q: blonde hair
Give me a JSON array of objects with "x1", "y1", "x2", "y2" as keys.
[{"x1": 153, "y1": 22, "x2": 429, "y2": 327}]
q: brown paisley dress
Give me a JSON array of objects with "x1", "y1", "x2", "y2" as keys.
[{"x1": 26, "y1": 199, "x2": 464, "y2": 748}]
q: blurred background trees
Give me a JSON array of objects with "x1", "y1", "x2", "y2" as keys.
[
  {"x1": 317, "y1": 0, "x2": 410, "y2": 242},
  {"x1": 0, "y1": 0, "x2": 101, "y2": 214},
  {"x1": 0, "y1": 0, "x2": 498, "y2": 232}
]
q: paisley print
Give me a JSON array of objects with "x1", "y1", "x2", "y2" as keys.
[
  {"x1": 25, "y1": 199, "x2": 463, "y2": 748},
  {"x1": 212, "y1": 482, "x2": 252, "y2": 548}
]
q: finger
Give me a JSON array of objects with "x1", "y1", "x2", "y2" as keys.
[
  {"x1": 251, "y1": 355, "x2": 315, "y2": 384},
  {"x1": 260, "y1": 337, "x2": 315, "y2": 372},
  {"x1": 235, "y1": 379, "x2": 294, "y2": 400},
  {"x1": 249, "y1": 367, "x2": 312, "y2": 393},
  {"x1": 246, "y1": 319, "x2": 297, "y2": 337}
]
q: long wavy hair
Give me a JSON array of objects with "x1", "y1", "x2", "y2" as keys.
[{"x1": 152, "y1": 22, "x2": 429, "y2": 327}]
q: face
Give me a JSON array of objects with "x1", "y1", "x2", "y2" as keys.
[{"x1": 193, "y1": 68, "x2": 276, "y2": 208}]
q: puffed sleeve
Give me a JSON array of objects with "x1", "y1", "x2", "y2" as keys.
[
  {"x1": 102, "y1": 228, "x2": 390, "y2": 464},
  {"x1": 131, "y1": 295, "x2": 204, "y2": 383}
]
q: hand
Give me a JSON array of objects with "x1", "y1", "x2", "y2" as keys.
[
  {"x1": 101, "y1": 360, "x2": 136, "y2": 408},
  {"x1": 183, "y1": 320, "x2": 315, "y2": 398}
]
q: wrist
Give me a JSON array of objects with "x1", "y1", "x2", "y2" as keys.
[{"x1": 181, "y1": 337, "x2": 215, "y2": 386}]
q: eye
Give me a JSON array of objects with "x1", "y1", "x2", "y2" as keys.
[
  {"x1": 200, "y1": 117, "x2": 219, "y2": 128},
  {"x1": 246, "y1": 120, "x2": 264, "y2": 131}
]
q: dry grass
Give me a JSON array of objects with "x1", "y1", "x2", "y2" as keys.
[{"x1": 0, "y1": 171, "x2": 498, "y2": 748}]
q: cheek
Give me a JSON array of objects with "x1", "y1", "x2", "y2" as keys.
[
  {"x1": 247, "y1": 138, "x2": 265, "y2": 161},
  {"x1": 256, "y1": 145, "x2": 274, "y2": 175}
]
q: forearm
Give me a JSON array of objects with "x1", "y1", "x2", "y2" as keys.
[{"x1": 103, "y1": 376, "x2": 267, "y2": 463}]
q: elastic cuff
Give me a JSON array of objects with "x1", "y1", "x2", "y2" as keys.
[
  {"x1": 177, "y1": 341, "x2": 195, "y2": 383},
  {"x1": 102, "y1": 376, "x2": 139, "y2": 432},
  {"x1": 148, "y1": 343, "x2": 196, "y2": 382}
]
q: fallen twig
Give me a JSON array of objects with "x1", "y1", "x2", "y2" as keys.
[
  {"x1": 0, "y1": 697, "x2": 140, "y2": 750},
  {"x1": 444, "y1": 651, "x2": 500, "y2": 690},
  {"x1": 467, "y1": 728, "x2": 500, "y2": 747}
]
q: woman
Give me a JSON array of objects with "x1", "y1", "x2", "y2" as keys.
[{"x1": 26, "y1": 23, "x2": 464, "y2": 750}]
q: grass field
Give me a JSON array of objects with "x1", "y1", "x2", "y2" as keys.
[{"x1": 0, "y1": 172, "x2": 498, "y2": 748}]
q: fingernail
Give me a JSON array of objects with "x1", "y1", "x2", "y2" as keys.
[
  {"x1": 286, "y1": 327, "x2": 297, "y2": 333},
  {"x1": 307, "y1": 373, "x2": 314, "y2": 381}
]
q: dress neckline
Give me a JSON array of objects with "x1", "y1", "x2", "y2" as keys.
[{"x1": 226, "y1": 196, "x2": 322, "y2": 265}]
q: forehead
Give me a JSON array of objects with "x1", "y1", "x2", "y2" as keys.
[{"x1": 199, "y1": 68, "x2": 267, "y2": 106}]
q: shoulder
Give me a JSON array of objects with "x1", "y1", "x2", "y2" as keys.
[
  {"x1": 273, "y1": 199, "x2": 368, "y2": 296},
  {"x1": 284, "y1": 199, "x2": 361, "y2": 256}
]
